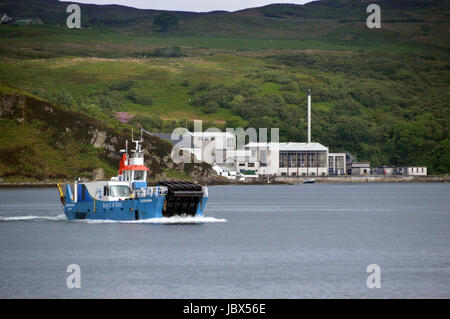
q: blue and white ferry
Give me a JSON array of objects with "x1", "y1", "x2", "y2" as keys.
[{"x1": 57, "y1": 131, "x2": 208, "y2": 221}]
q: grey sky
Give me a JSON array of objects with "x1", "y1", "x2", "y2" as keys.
[{"x1": 60, "y1": 1, "x2": 313, "y2": 13}]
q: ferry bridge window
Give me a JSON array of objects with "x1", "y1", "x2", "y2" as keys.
[
  {"x1": 109, "y1": 185, "x2": 130, "y2": 197},
  {"x1": 134, "y1": 170, "x2": 145, "y2": 181}
]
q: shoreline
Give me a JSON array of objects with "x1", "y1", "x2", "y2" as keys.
[
  {"x1": 274, "y1": 175, "x2": 449, "y2": 183},
  {"x1": 0, "y1": 175, "x2": 448, "y2": 188}
]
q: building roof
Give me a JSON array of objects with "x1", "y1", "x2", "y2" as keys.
[
  {"x1": 329, "y1": 152, "x2": 346, "y2": 156},
  {"x1": 152, "y1": 132, "x2": 185, "y2": 145},
  {"x1": 213, "y1": 164, "x2": 235, "y2": 172},
  {"x1": 245, "y1": 142, "x2": 328, "y2": 152},
  {"x1": 189, "y1": 131, "x2": 235, "y2": 138},
  {"x1": 279, "y1": 142, "x2": 328, "y2": 151},
  {"x1": 351, "y1": 162, "x2": 370, "y2": 167},
  {"x1": 153, "y1": 131, "x2": 234, "y2": 142}
]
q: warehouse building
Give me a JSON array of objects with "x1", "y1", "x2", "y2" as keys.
[
  {"x1": 349, "y1": 162, "x2": 371, "y2": 175},
  {"x1": 236, "y1": 142, "x2": 329, "y2": 177},
  {"x1": 328, "y1": 153, "x2": 347, "y2": 175},
  {"x1": 394, "y1": 166, "x2": 427, "y2": 176}
]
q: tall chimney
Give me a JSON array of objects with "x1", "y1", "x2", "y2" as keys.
[{"x1": 307, "y1": 89, "x2": 311, "y2": 144}]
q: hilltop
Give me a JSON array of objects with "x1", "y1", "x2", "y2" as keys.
[{"x1": 1, "y1": 0, "x2": 448, "y2": 49}]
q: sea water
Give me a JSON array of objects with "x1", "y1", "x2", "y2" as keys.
[{"x1": 0, "y1": 183, "x2": 449, "y2": 298}]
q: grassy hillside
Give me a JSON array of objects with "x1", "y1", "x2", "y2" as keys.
[
  {"x1": 0, "y1": 85, "x2": 218, "y2": 183},
  {"x1": 0, "y1": 0, "x2": 449, "y2": 177}
]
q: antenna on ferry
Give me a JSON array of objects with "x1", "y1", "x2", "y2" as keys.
[{"x1": 131, "y1": 128, "x2": 143, "y2": 153}]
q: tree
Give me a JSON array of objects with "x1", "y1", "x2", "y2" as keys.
[
  {"x1": 54, "y1": 90, "x2": 73, "y2": 108},
  {"x1": 153, "y1": 12, "x2": 179, "y2": 31},
  {"x1": 203, "y1": 101, "x2": 219, "y2": 114}
]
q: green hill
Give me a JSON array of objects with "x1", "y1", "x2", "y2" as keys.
[
  {"x1": 0, "y1": 0, "x2": 449, "y2": 177},
  {"x1": 0, "y1": 86, "x2": 218, "y2": 183}
]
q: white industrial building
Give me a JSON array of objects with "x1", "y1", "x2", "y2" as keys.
[
  {"x1": 212, "y1": 164, "x2": 238, "y2": 179},
  {"x1": 349, "y1": 162, "x2": 371, "y2": 175},
  {"x1": 236, "y1": 142, "x2": 330, "y2": 177},
  {"x1": 154, "y1": 131, "x2": 236, "y2": 164},
  {"x1": 328, "y1": 153, "x2": 347, "y2": 175},
  {"x1": 235, "y1": 89, "x2": 331, "y2": 177},
  {"x1": 178, "y1": 131, "x2": 236, "y2": 164},
  {"x1": 396, "y1": 166, "x2": 427, "y2": 176}
]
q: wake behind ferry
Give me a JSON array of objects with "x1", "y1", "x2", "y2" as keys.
[{"x1": 57, "y1": 131, "x2": 208, "y2": 221}]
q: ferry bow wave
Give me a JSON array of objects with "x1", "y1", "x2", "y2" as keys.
[{"x1": 0, "y1": 214, "x2": 226, "y2": 224}]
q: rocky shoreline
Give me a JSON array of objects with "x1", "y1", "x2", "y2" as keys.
[{"x1": 0, "y1": 175, "x2": 448, "y2": 188}]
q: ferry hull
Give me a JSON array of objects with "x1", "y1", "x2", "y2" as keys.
[{"x1": 63, "y1": 184, "x2": 207, "y2": 221}]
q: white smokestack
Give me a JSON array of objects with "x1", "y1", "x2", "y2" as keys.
[{"x1": 307, "y1": 89, "x2": 311, "y2": 144}]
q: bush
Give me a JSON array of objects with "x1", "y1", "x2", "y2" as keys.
[
  {"x1": 98, "y1": 96, "x2": 118, "y2": 110},
  {"x1": 126, "y1": 90, "x2": 153, "y2": 106},
  {"x1": 54, "y1": 90, "x2": 73, "y2": 108},
  {"x1": 280, "y1": 83, "x2": 298, "y2": 92},
  {"x1": 109, "y1": 80, "x2": 136, "y2": 91},
  {"x1": 80, "y1": 102, "x2": 100, "y2": 114},
  {"x1": 189, "y1": 82, "x2": 211, "y2": 94},
  {"x1": 138, "y1": 46, "x2": 185, "y2": 58},
  {"x1": 129, "y1": 114, "x2": 163, "y2": 130},
  {"x1": 203, "y1": 101, "x2": 219, "y2": 114},
  {"x1": 283, "y1": 93, "x2": 302, "y2": 105}
]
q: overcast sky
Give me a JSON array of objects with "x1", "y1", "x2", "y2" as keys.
[{"x1": 60, "y1": 1, "x2": 313, "y2": 12}]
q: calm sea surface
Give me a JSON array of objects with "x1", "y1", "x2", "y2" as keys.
[{"x1": 0, "y1": 183, "x2": 449, "y2": 298}]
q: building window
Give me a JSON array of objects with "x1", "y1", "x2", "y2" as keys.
[
  {"x1": 260, "y1": 150, "x2": 267, "y2": 167},
  {"x1": 279, "y1": 151, "x2": 287, "y2": 168},
  {"x1": 227, "y1": 138, "x2": 235, "y2": 149}
]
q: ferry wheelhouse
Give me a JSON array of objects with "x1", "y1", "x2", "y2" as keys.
[{"x1": 57, "y1": 130, "x2": 208, "y2": 220}]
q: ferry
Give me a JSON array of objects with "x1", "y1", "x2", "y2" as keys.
[{"x1": 57, "y1": 130, "x2": 208, "y2": 221}]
